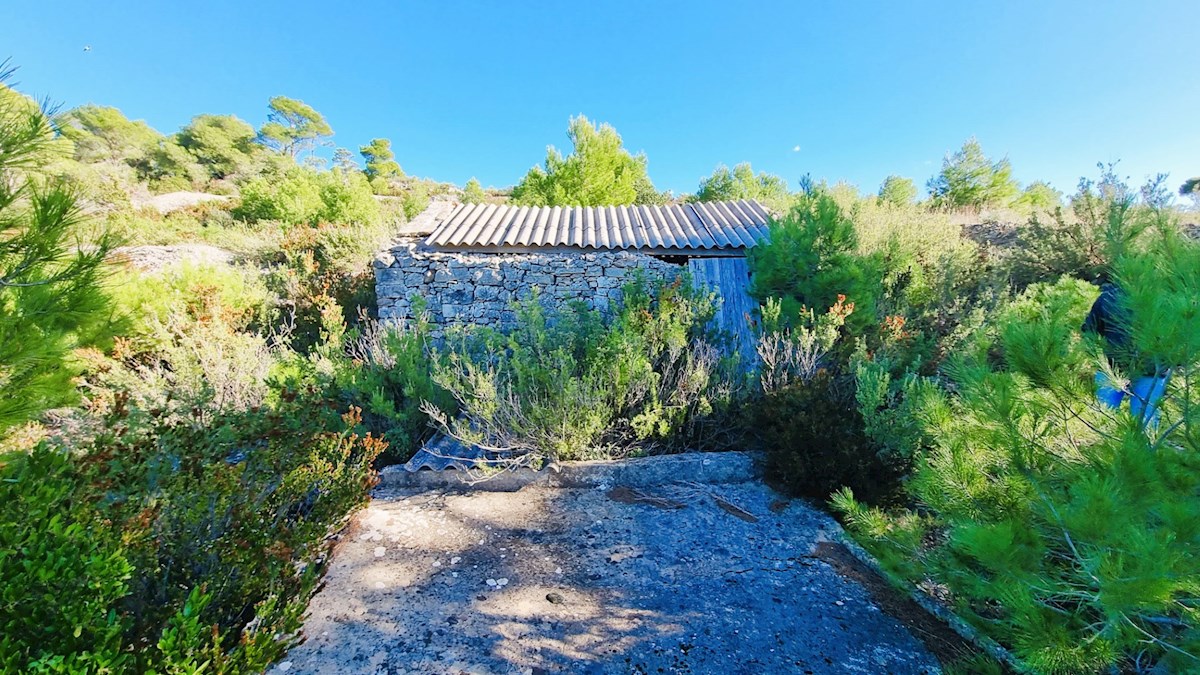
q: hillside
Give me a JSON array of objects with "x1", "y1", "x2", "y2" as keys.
[{"x1": 4, "y1": 71, "x2": 1200, "y2": 675}]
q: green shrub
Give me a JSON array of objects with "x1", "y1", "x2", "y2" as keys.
[
  {"x1": 234, "y1": 166, "x2": 379, "y2": 227},
  {"x1": 110, "y1": 263, "x2": 275, "y2": 345},
  {"x1": 0, "y1": 450, "x2": 131, "y2": 673},
  {"x1": 273, "y1": 296, "x2": 452, "y2": 464},
  {"x1": 428, "y1": 276, "x2": 739, "y2": 465},
  {"x1": 752, "y1": 297, "x2": 905, "y2": 504},
  {"x1": 1009, "y1": 166, "x2": 1168, "y2": 288},
  {"x1": 836, "y1": 229, "x2": 1200, "y2": 673},
  {"x1": 753, "y1": 371, "x2": 902, "y2": 504},
  {"x1": 748, "y1": 191, "x2": 881, "y2": 338},
  {"x1": 262, "y1": 220, "x2": 389, "y2": 351},
  {"x1": 0, "y1": 393, "x2": 386, "y2": 673}
]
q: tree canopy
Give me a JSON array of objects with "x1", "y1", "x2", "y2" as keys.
[
  {"x1": 877, "y1": 175, "x2": 917, "y2": 207},
  {"x1": 257, "y1": 96, "x2": 332, "y2": 157},
  {"x1": 462, "y1": 177, "x2": 486, "y2": 204},
  {"x1": 695, "y1": 162, "x2": 789, "y2": 210},
  {"x1": 58, "y1": 105, "x2": 161, "y2": 164},
  {"x1": 510, "y1": 115, "x2": 658, "y2": 207},
  {"x1": 1017, "y1": 180, "x2": 1063, "y2": 210},
  {"x1": 176, "y1": 114, "x2": 259, "y2": 179},
  {"x1": 926, "y1": 137, "x2": 1019, "y2": 209},
  {"x1": 359, "y1": 138, "x2": 403, "y2": 182}
]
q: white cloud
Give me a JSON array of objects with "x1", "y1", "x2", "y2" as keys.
[{"x1": 792, "y1": 145, "x2": 801, "y2": 152}]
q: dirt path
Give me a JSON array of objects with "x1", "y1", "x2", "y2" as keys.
[{"x1": 276, "y1": 473, "x2": 941, "y2": 674}]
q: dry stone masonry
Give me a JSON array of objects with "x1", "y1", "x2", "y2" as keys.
[{"x1": 374, "y1": 240, "x2": 680, "y2": 336}]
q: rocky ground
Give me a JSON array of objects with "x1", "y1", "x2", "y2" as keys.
[{"x1": 276, "y1": 458, "x2": 945, "y2": 675}]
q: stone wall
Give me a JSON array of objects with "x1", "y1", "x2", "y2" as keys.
[{"x1": 374, "y1": 240, "x2": 681, "y2": 335}]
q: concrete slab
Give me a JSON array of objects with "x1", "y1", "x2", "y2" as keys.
[{"x1": 277, "y1": 477, "x2": 941, "y2": 674}]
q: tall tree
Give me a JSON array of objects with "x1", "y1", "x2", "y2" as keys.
[
  {"x1": 359, "y1": 138, "x2": 403, "y2": 181},
  {"x1": 332, "y1": 147, "x2": 358, "y2": 173},
  {"x1": 876, "y1": 175, "x2": 917, "y2": 207},
  {"x1": 926, "y1": 137, "x2": 1019, "y2": 209},
  {"x1": 0, "y1": 72, "x2": 116, "y2": 434},
  {"x1": 58, "y1": 104, "x2": 161, "y2": 164},
  {"x1": 257, "y1": 96, "x2": 332, "y2": 158},
  {"x1": 696, "y1": 162, "x2": 789, "y2": 210},
  {"x1": 176, "y1": 114, "x2": 259, "y2": 179},
  {"x1": 511, "y1": 115, "x2": 658, "y2": 206}
]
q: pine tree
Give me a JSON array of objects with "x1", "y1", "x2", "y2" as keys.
[
  {"x1": 510, "y1": 115, "x2": 658, "y2": 206},
  {"x1": 836, "y1": 203, "x2": 1200, "y2": 672},
  {"x1": 0, "y1": 66, "x2": 116, "y2": 434},
  {"x1": 926, "y1": 137, "x2": 1019, "y2": 210},
  {"x1": 461, "y1": 177, "x2": 486, "y2": 204}
]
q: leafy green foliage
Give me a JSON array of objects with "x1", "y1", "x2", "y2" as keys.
[
  {"x1": 359, "y1": 137, "x2": 404, "y2": 182},
  {"x1": 462, "y1": 177, "x2": 487, "y2": 204},
  {"x1": 176, "y1": 114, "x2": 261, "y2": 180},
  {"x1": 0, "y1": 73, "x2": 117, "y2": 434},
  {"x1": 511, "y1": 115, "x2": 658, "y2": 206},
  {"x1": 258, "y1": 96, "x2": 333, "y2": 158},
  {"x1": 748, "y1": 191, "x2": 881, "y2": 336},
  {"x1": 58, "y1": 104, "x2": 162, "y2": 164},
  {"x1": 1010, "y1": 165, "x2": 1165, "y2": 287},
  {"x1": 877, "y1": 175, "x2": 917, "y2": 207},
  {"x1": 136, "y1": 137, "x2": 206, "y2": 191},
  {"x1": 0, "y1": 450, "x2": 132, "y2": 673},
  {"x1": 234, "y1": 166, "x2": 379, "y2": 226},
  {"x1": 839, "y1": 226, "x2": 1200, "y2": 673},
  {"x1": 274, "y1": 297, "x2": 452, "y2": 464},
  {"x1": 428, "y1": 276, "x2": 739, "y2": 464},
  {"x1": 694, "y1": 162, "x2": 790, "y2": 211},
  {"x1": 1015, "y1": 180, "x2": 1063, "y2": 211},
  {"x1": 927, "y1": 137, "x2": 1019, "y2": 210},
  {"x1": 752, "y1": 298, "x2": 906, "y2": 503}
]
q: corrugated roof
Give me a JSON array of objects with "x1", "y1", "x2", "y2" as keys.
[{"x1": 424, "y1": 199, "x2": 771, "y2": 252}]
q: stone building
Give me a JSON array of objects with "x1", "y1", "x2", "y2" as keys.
[{"x1": 373, "y1": 199, "x2": 771, "y2": 349}]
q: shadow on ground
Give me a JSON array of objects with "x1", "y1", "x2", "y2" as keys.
[{"x1": 276, "y1": 480, "x2": 940, "y2": 674}]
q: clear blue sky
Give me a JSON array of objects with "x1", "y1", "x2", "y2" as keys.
[{"x1": 5, "y1": 1, "x2": 1196, "y2": 198}]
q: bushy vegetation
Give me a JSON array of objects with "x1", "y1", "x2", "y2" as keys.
[
  {"x1": 0, "y1": 69, "x2": 118, "y2": 435},
  {"x1": 745, "y1": 163, "x2": 1200, "y2": 672},
  {"x1": 427, "y1": 277, "x2": 740, "y2": 466},
  {"x1": 694, "y1": 162, "x2": 791, "y2": 211},
  {"x1": 5, "y1": 60, "x2": 1200, "y2": 674},
  {"x1": 511, "y1": 115, "x2": 666, "y2": 207},
  {"x1": 0, "y1": 73, "x2": 452, "y2": 671}
]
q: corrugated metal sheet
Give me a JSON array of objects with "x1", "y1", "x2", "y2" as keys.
[
  {"x1": 425, "y1": 199, "x2": 771, "y2": 252},
  {"x1": 689, "y1": 257, "x2": 758, "y2": 368}
]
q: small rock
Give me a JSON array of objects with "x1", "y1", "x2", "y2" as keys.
[
  {"x1": 546, "y1": 592, "x2": 564, "y2": 604},
  {"x1": 374, "y1": 547, "x2": 386, "y2": 557},
  {"x1": 451, "y1": 556, "x2": 461, "y2": 564},
  {"x1": 278, "y1": 662, "x2": 292, "y2": 673}
]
